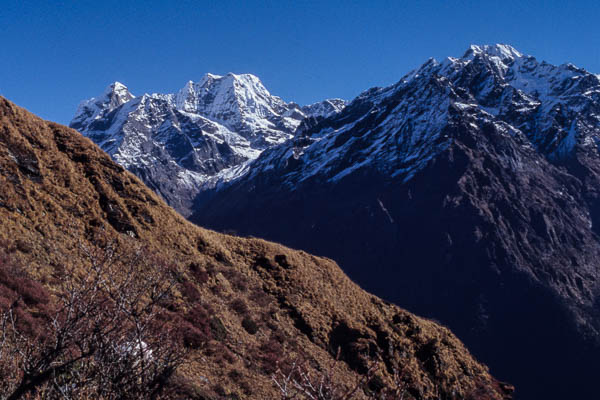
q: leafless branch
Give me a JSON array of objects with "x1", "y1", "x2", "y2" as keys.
[{"x1": 0, "y1": 238, "x2": 187, "y2": 399}]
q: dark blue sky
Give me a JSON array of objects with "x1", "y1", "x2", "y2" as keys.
[{"x1": 2, "y1": 0, "x2": 599, "y2": 125}]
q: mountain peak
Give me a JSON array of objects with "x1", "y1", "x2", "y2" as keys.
[
  {"x1": 177, "y1": 73, "x2": 270, "y2": 111},
  {"x1": 100, "y1": 81, "x2": 135, "y2": 109},
  {"x1": 465, "y1": 43, "x2": 524, "y2": 60},
  {"x1": 196, "y1": 72, "x2": 263, "y2": 87},
  {"x1": 227, "y1": 72, "x2": 261, "y2": 82},
  {"x1": 204, "y1": 72, "x2": 222, "y2": 80},
  {"x1": 174, "y1": 72, "x2": 285, "y2": 136},
  {"x1": 103, "y1": 81, "x2": 130, "y2": 95},
  {"x1": 70, "y1": 82, "x2": 134, "y2": 131},
  {"x1": 197, "y1": 73, "x2": 222, "y2": 86},
  {"x1": 222, "y1": 73, "x2": 269, "y2": 94}
]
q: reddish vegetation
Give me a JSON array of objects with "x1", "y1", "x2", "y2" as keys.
[
  {"x1": 188, "y1": 262, "x2": 210, "y2": 285},
  {"x1": 0, "y1": 250, "x2": 52, "y2": 339}
]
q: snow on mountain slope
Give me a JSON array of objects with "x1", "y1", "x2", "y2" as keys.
[
  {"x1": 442, "y1": 44, "x2": 600, "y2": 159},
  {"x1": 222, "y1": 44, "x2": 600, "y2": 191},
  {"x1": 70, "y1": 74, "x2": 346, "y2": 215},
  {"x1": 301, "y1": 98, "x2": 347, "y2": 119}
]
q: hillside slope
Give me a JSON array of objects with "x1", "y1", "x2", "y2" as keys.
[{"x1": 0, "y1": 97, "x2": 511, "y2": 399}]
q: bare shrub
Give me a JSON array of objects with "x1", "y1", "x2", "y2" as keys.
[
  {"x1": 179, "y1": 303, "x2": 213, "y2": 349},
  {"x1": 229, "y1": 297, "x2": 249, "y2": 315},
  {"x1": 256, "y1": 337, "x2": 287, "y2": 374},
  {"x1": 188, "y1": 262, "x2": 209, "y2": 285},
  {"x1": 272, "y1": 350, "x2": 409, "y2": 400},
  {"x1": 0, "y1": 238, "x2": 188, "y2": 399},
  {"x1": 221, "y1": 268, "x2": 248, "y2": 292},
  {"x1": 181, "y1": 279, "x2": 202, "y2": 302}
]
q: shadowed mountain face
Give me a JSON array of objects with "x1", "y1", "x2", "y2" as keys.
[
  {"x1": 0, "y1": 97, "x2": 512, "y2": 399},
  {"x1": 191, "y1": 45, "x2": 600, "y2": 399}
]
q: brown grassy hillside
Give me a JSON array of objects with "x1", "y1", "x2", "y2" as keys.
[{"x1": 0, "y1": 97, "x2": 512, "y2": 399}]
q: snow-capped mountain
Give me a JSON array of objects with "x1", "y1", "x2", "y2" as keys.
[
  {"x1": 192, "y1": 45, "x2": 600, "y2": 400},
  {"x1": 213, "y1": 44, "x2": 600, "y2": 191},
  {"x1": 70, "y1": 73, "x2": 346, "y2": 215}
]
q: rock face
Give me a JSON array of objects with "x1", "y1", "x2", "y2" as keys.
[
  {"x1": 70, "y1": 74, "x2": 345, "y2": 216},
  {"x1": 0, "y1": 97, "x2": 511, "y2": 399},
  {"x1": 191, "y1": 45, "x2": 600, "y2": 400}
]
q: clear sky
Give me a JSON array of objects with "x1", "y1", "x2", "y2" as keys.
[{"x1": 2, "y1": 0, "x2": 599, "y2": 125}]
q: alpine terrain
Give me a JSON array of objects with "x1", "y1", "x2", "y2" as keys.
[
  {"x1": 189, "y1": 45, "x2": 600, "y2": 399},
  {"x1": 70, "y1": 74, "x2": 345, "y2": 216}
]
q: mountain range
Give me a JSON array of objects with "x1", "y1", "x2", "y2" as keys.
[
  {"x1": 190, "y1": 44, "x2": 600, "y2": 399},
  {"x1": 72, "y1": 44, "x2": 600, "y2": 399},
  {"x1": 70, "y1": 74, "x2": 345, "y2": 216}
]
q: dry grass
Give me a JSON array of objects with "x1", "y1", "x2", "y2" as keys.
[{"x1": 0, "y1": 97, "x2": 513, "y2": 399}]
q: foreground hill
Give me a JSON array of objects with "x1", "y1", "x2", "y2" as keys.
[
  {"x1": 192, "y1": 45, "x2": 600, "y2": 399},
  {"x1": 0, "y1": 97, "x2": 511, "y2": 399}
]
